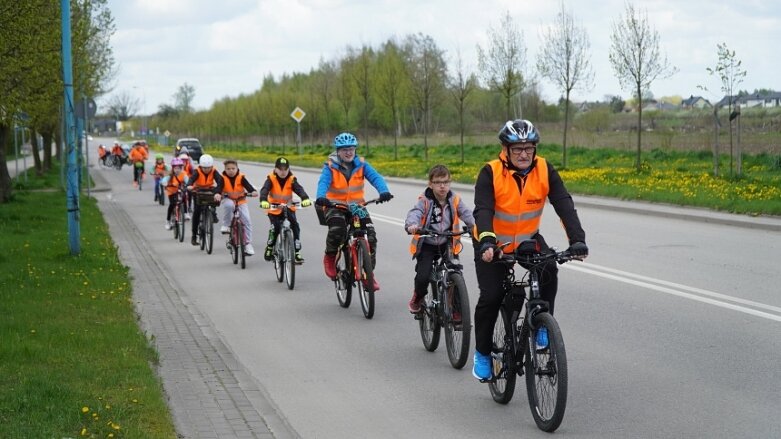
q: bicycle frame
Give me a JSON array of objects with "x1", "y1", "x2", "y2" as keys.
[{"x1": 333, "y1": 201, "x2": 375, "y2": 284}]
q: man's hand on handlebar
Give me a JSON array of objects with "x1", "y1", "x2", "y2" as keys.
[{"x1": 567, "y1": 241, "x2": 588, "y2": 260}]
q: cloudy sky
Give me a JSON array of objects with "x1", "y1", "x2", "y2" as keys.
[{"x1": 104, "y1": 0, "x2": 781, "y2": 114}]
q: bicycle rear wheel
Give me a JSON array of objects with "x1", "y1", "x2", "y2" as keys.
[
  {"x1": 525, "y1": 312, "x2": 567, "y2": 432},
  {"x1": 444, "y1": 272, "x2": 471, "y2": 369},
  {"x1": 273, "y1": 235, "x2": 284, "y2": 282},
  {"x1": 205, "y1": 209, "x2": 214, "y2": 254},
  {"x1": 284, "y1": 229, "x2": 295, "y2": 290},
  {"x1": 335, "y1": 248, "x2": 352, "y2": 308},
  {"x1": 489, "y1": 306, "x2": 517, "y2": 404},
  {"x1": 356, "y1": 239, "x2": 374, "y2": 319},
  {"x1": 158, "y1": 184, "x2": 165, "y2": 206},
  {"x1": 418, "y1": 281, "x2": 441, "y2": 352}
]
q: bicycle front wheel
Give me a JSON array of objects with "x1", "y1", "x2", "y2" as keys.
[
  {"x1": 489, "y1": 306, "x2": 517, "y2": 404},
  {"x1": 205, "y1": 209, "x2": 214, "y2": 254},
  {"x1": 284, "y1": 229, "x2": 295, "y2": 290},
  {"x1": 230, "y1": 222, "x2": 239, "y2": 265},
  {"x1": 356, "y1": 239, "x2": 374, "y2": 319},
  {"x1": 177, "y1": 208, "x2": 185, "y2": 243},
  {"x1": 444, "y1": 272, "x2": 471, "y2": 369},
  {"x1": 199, "y1": 212, "x2": 207, "y2": 251},
  {"x1": 335, "y1": 248, "x2": 352, "y2": 308},
  {"x1": 525, "y1": 312, "x2": 567, "y2": 432},
  {"x1": 273, "y1": 235, "x2": 284, "y2": 282},
  {"x1": 418, "y1": 281, "x2": 441, "y2": 352},
  {"x1": 238, "y1": 222, "x2": 246, "y2": 269}
]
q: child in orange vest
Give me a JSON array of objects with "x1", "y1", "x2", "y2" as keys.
[
  {"x1": 219, "y1": 159, "x2": 259, "y2": 255},
  {"x1": 162, "y1": 157, "x2": 189, "y2": 230},
  {"x1": 259, "y1": 157, "x2": 311, "y2": 262},
  {"x1": 151, "y1": 153, "x2": 168, "y2": 203},
  {"x1": 404, "y1": 164, "x2": 475, "y2": 315}
]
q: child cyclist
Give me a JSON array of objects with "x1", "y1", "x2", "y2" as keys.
[
  {"x1": 259, "y1": 157, "x2": 312, "y2": 262},
  {"x1": 186, "y1": 154, "x2": 223, "y2": 246},
  {"x1": 128, "y1": 141, "x2": 148, "y2": 187},
  {"x1": 151, "y1": 153, "x2": 168, "y2": 203},
  {"x1": 177, "y1": 150, "x2": 194, "y2": 219},
  {"x1": 404, "y1": 164, "x2": 475, "y2": 314},
  {"x1": 219, "y1": 159, "x2": 259, "y2": 256},
  {"x1": 162, "y1": 157, "x2": 189, "y2": 230},
  {"x1": 314, "y1": 132, "x2": 393, "y2": 291}
]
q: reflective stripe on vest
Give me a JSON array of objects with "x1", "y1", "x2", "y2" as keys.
[
  {"x1": 488, "y1": 153, "x2": 549, "y2": 254},
  {"x1": 194, "y1": 168, "x2": 217, "y2": 189},
  {"x1": 268, "y1": 173, "x2": 294, "y2": 215},
  {"x1": 223, "y1": 172, "x2": 247, "y2": 206},
  {"x1": 325, "y1": 158, "x2": 365, "y2": 204},
  {"x1": 409, "y1": 194, "x2": 463, "y2": 257}
]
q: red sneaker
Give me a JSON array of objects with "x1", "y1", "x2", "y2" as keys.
[
  {"x1": 451, "y1": 310, "x2": 462, "y2": 323},
  {"x1": 323, "y1": 253, "x2": 337, "y2": 279},
  {"x1": 408, "y1": 292, "x2": 422, "y2": 313},
  {"x1": 370, "y1": 277, "x2": 380, "y2": 292}
]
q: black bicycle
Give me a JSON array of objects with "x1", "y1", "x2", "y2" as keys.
[
  {"x1": 413, "y1": 227, "x2": 472, "y2": 369},
  {"x1": 485, "y1": 241, "x2": 580, "y2": 432},
  {"x1": 263, "y1": 202, "x2": 301, "y2": 290},
  {"x1": 172, "y1": 185, "x2": 186, "y2": 243},
  {"x1": 194, "y1": 189, "x2": 218, "y2": 254}
]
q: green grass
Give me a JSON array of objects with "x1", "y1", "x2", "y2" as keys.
[
  {"x1": 0, "y1": 167, "x2": 176, "y2": 438},
  {"x1": 205, "y1": 141, "x2": 781, "y2": 216}
]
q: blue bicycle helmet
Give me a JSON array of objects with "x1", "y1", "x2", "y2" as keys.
[
  {"x1": 498, "y1": 119, "x2": 540, "y2": 146},
  {"x1": 333, "y1": 132, "x2": 358, "y2": 149}
]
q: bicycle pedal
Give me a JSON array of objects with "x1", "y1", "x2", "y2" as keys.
[{"x1": 413, "y1": 313, "x2": 423, "y2": 321}]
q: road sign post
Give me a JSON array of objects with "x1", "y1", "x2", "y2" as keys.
[{"x1": 290, "y1": 107, "x2": 306, "y2": 154}]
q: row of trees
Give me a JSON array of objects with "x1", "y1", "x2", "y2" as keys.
[{"x1": 0, "y1": 0, "x2": 115, "y2": 202}]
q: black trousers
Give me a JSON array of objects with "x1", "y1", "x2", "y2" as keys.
[
  {"x1": 473, "y1": 233, "x2": 559, "y2": 355},
  {"x1": 323, "y1": 207, "x2": 377, "y2": 266},
  {"x1": 267, "y1": 212, "x2": 301, "y2": 243},
  {"x1": 413, "y1": 243, "x2": 448, "y2": 296}
]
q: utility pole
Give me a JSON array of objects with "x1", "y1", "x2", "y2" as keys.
[{"x1": 61, "y1": 0, "x2": 80, "y2": 254}]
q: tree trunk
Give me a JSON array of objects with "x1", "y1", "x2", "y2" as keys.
[
  {"x1": 30, "y1": 129, "x2": 43, "y2": 175},
  {"x1": 636, "y1": 85, "x2": 643, "y2": 172},
  {"x1": 459, "y1": 99, "x2": 465, "y2": 164},
  {"x1": 563, "y1": 91, "x2": 571, "y2": 169},
  {"x1": 712, "y1": 106, "x2": 720, "y2": 177},
  {"x1": 43, "y1": 131, "x2": 54, "y2": 171},
  {"x1": 0, "y1": 123, "x2": 13, "y2": 203},
  {"x1": 736, "y1": 114, "x2": 742, "y2": 176}
]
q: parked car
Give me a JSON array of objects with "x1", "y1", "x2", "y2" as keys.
[{"x1": 174, "y1": 138, "x2": 204, "y2": 163}]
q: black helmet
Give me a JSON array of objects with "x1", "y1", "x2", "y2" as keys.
[{"x1": 498, "y1": 119, "x2": 540, "y2": 146}]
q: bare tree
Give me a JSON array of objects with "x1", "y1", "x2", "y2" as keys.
[
  {"x1": 706, "y1": 43, "x2": 746, "y2": 177},
  {"x1": 173, "y1": 82, "x2": 196, "y2": 114},
  {"x1": 375, "y1": 38, "x2": 408, "y2": 159},
  {"x1": 351, "y1": 45, "x2": 374, "y2": 153},
  {"x1": 537, "y1": 2, "x2": 594, "y2": 168},
  {"x1": 405, "y1": 33, "x2": 447, "y2": 161},
  {"x1": 477, "y1": 11, "x2": 526, "y2": 121},
  {"x1": 609, "y1": 2, "x2": 677, "y2": 171},
  {"x1": 448, "y1": 47, "x2": 477, "y2": 163},
  {"x1": 106, "y1": 90, "x2": 141, "y2": 121}
]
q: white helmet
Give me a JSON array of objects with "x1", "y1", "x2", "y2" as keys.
[{"x1": 198, "y1": 154, "x2": 214, "y2": 168}]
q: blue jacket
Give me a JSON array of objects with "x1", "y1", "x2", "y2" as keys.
[{"x1": 316, "y1": 152, "x2": 389, "y2": 199}]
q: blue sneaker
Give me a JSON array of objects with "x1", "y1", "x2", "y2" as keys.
[
  {"x1": 472, "y1": 351, "x2": 492, "y2": 380},
  {"x1": 536, "y1": 326, "x2": 549, "y2": 350}
]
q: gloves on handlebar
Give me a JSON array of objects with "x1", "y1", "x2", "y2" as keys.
[
  {"x1": 567, "y1": 241, "x2": 589, "y2": 257},
  {"x1": 301, "y1": 199, "x2": 312, "y2": 207},
  {"x1": 315, "y1": 197, "x2": 332, "y2": 208},
  {"x1": 378, "y1": 192, "x2": 393, "y2": 203},
  {"x1": 260, "y1": 200, "x2": 270, "y2": 209}
]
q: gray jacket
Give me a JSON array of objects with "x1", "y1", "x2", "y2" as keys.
[{"x1": 405, "y1": 187, "x2": 475, "y2": 249}]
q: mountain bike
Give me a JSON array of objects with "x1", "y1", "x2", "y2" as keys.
[
  {"x1": 153, "y1": 171, "x2": 166, "y2": 206},
  {"x1": 331, "y1": 199, "x2": 382, "y2": 319},
  {"x1": 194, "y1": 189, "x2": 218, "y2": 254},
  {"x1": 264, "y1": 202, "x2": 301, "y2": 290},
  {"x1": 413, "y1": 227, "x2": 472, "y2": 369},
  {"x1": 172, "y1": 185, "x2": 186, "y2": 243},
  {"x1": 226, "y1": 194, "x2": 257, "y2": 269},
  {"x1": 485, "y1": 240, "x2": 579, "y2": 432},
  {"x1": 133, "y1": 161, "x2": 145, "y2": 190}
]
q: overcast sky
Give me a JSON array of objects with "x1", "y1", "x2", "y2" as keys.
[{"x1": 103, "y1": 0, "x2": 781, "y2": 114}]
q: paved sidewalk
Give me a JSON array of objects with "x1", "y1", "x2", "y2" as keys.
[{"x1": 91, "y1": 170, "x2": 299, "y2": 439}]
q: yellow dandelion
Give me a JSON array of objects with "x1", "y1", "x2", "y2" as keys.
[
  {"x1": 81, "y1": 406, "x2": 89, "y2": 413},
  {"x1": 112, "y1": 423, "x2": 121, "y2": 430},
  {"x1": 132, "y1": 398, "x2": 138, "y2": 403},
  {"x1": 108, "y1": 434, "x2": 114, "y2": 438},
  {"x1": 81, "y1": 427, "x2": 87, "y2": 436},
  {"x1": 105, "y1": 404, "x2": 111, "y2": 410},
  {"x1": 30, "y1": 329, "x2": 36, "y2": 334}
]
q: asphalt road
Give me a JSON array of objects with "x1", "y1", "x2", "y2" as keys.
[{"x1": 88, "y1": 137, "x2": 781, "y2": 438}]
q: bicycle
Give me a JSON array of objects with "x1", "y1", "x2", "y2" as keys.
[
  {"x1": 225, "y1": 194, "x2": 257, "y2": 269},
  {"x1": 133, "y1": 161, "x2": 145, "y2": 190},
  {"x1": 412, "y1": 227, "x2": 472, "y2": 369},
  {"x1": 153, "y1": 171, "x2": 166, "y2": 206},
  {"x1": 193, "y1": 189, "x2": 218, "y2": 254},
  {"x1": 331, "y1": 199, "x2": 382, "y2": 319},
  {"x1": 484, "y1": 240, "x2": 579, "y2": 432},
  {"x1": 263, "y1": 202, "x2": 301, "y2": 290},
  {"x1": 171, "y1": 185, "x2": 187, "y2": 243}
]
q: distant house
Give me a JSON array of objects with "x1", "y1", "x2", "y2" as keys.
[
  {"x1": 681, "y1": 95, "x2": 711, "y2": 109},
  {"x1": 716, "y1": 92, "x2": 781, "y2": 109},
  {"x1": 642, "y1": 100, "x2": 677, "y2": 112}
]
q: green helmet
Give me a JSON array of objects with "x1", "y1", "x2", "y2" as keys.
[{"x1": 155, "y1": 153, "x2": 164, "y2": 160}]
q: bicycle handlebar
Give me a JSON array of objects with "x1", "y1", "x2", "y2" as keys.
[
  {"x1": 264, "y1": 201, "x2": 302, "y2": 209},
  {"x1": 408, "y1": 226, "x2": 472, "y2": 239},
  {"x1": 330, "y1": 198, "x2": 382, "y2": 209},
  {"x1": 493, "y1": 247, "x2": 579, "y2": 267}
]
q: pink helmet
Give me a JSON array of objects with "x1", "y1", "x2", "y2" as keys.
[{"x1": 171, "y1": 158, "x2": 184, "y2": 167}]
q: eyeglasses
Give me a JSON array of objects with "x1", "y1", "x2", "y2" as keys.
[
  {"x1": 430, "y1": 180, "x2": 451, "y2": 186},
  {"x1": 508, "y1": 145, "x2": 536, "y2": 155}
]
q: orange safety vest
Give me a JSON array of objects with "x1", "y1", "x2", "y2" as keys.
[
  {"x1": 98, "y1": 146, "x2": 107, "y2": 158},
  {"x1": 111, "y1": 146, "x2": 123, "y2": 155},
  {"x1": 192, "y1": 167, "x2": 218, "y2": 190},
  {"x1": 165, "y1": 173, "x2": 186, "y2": 197},
  {"x1": 267, "y1": 173, "x2": 295, "y2": 215},
  {"x1": 153, "y1": 162, "x2": 167, "y2": 177},
  {"x1": 486, "y1": 152, "x2": 549, "y2": 254},
  {"x1": 223, "y1": 172, "x2": 248, "y2": 206},
  {"x1": 129, "y1": 147, "x2": 146, "y2": 162},
  {"x1": 182, "y1": 160, "x2": 193, "y2": 175},
  {"x1": 325, "y1": 158, "x2": 365, "y2": 204},
  {"x1": 409, "y1": 194, "x2": 463, "y2": 257}
]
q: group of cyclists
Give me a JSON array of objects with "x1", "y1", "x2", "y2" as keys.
[{"x1": 105, "y1": 119, "x2": 591, "y2": 386}]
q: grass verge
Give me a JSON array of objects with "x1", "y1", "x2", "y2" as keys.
[
  {"x1": 0, "y1": 167, "x2": 176, "y2": 438},
  {"x1": 202, "y1": 142, "x2": 781, "y2": 216}
]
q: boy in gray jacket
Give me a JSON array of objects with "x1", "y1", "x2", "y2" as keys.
[{"x1": 404, "y1": 164, "x2": 475, "y2": 315}]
